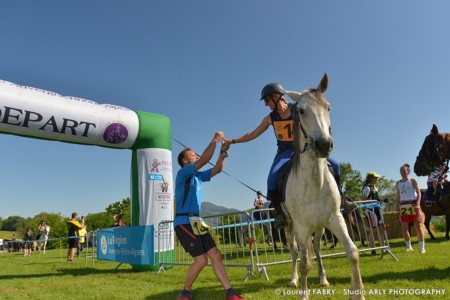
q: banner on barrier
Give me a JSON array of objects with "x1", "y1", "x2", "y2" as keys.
[{"x1": 97, "y1": 225, "x2": 154, "y2": 265}]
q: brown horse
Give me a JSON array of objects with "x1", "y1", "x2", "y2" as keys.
[
  {"x1": 419, "y1": 188, "x2": 450, "y2": 240},
  {"x1": 414, "y1": 124, "x2": 450, "y2": 239}
]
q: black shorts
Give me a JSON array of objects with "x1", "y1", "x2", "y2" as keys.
[
  {"x1": 68, "y1": 237, "x2": 79, "y2": 249},
  {"x1": 175, "y1": 224, "x2": 216, "y2": 257}
]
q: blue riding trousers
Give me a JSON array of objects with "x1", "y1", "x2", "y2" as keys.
[{"x1": 267, "y1": 148, "x2": 294, "y2": 191}]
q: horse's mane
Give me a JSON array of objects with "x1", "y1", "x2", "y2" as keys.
[{"x1": 292, "y1": 102, "x2": 301, "y2": 173}]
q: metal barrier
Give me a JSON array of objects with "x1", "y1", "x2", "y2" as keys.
[
  {"x1": 157, "y1": 211, "x2": 255, "y2": 281},
  {"x1": 251, "y1": 200, "x2": 398, "y2": 281},
  {"x1": 157, "y1": 200, "x2": 398, "y2": 282},
  {"x1": 84, "y1": 231, "x2": 97, "y2": 266}
]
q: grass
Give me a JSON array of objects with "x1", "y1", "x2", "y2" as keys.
[{"x1": 0, "y1": 233, "x2": 449, "y2": 300}]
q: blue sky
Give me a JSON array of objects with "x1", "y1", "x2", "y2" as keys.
[{"x1": 1, "y1": 1, "x2": 449, "y2": 219}]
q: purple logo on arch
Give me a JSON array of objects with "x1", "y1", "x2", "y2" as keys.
[{"x1": 103, "y1": 123, "x2": 129, "y2": 144}]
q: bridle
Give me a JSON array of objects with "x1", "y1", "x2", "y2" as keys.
[
  {"x1": 416, "y1": 135, "x2": 449, "y2": 174},
  {"x1": 294, "y1": 92, "x2": 332, "y2": 155}
]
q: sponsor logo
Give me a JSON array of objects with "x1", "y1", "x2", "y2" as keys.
[
  {"x1": 103, "y1": 123, "x2": 129, "y2": 144},
  {"x1": 100, "y1": 235, "x2": 108, "y2": 255}
]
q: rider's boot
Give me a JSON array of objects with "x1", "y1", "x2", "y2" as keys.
[{"x1": 268, "y1": 190, "x2": 286, "y2": 229}]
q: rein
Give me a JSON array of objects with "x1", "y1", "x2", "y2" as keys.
[{"x1": 294, "y1": 93, "x2": 313, "y2": 155}]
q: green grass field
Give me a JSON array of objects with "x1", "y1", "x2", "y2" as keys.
[{"x1": 0, "y1": 233, "x2": 449, "y2": 300}]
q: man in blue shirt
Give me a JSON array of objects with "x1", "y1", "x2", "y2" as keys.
[{"x1": 174, "y1": 131, "x2": 244, "y2": 300}]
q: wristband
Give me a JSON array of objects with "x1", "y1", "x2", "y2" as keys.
[{"x1": 232, "y1": 139, "x2": 236, "y2": 144}]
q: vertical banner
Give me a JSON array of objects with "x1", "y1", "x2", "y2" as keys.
[{"x1": 136, "y1": 148, "x2": 174, "y2": 254}]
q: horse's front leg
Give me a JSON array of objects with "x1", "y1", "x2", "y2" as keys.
[
  {"x1": 329, "y1": 215, "x2": 365, "y2": 300},
  {"x1": 445, "y1": 212, "x2": 450, "y2": 240},
  {"x1": 313, "y1": 229, "x2": 329, "y2": 287},
  {"x1": 298, "y1": 239, "x2": 312, "y2": 300},
  {"x1": 288, "y1": 236, "x2": 299, "y2": 288}
]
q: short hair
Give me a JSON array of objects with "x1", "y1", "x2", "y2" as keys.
[
  {"x1": 177, "y1": 148, "x2": 192, "y2": 167},
  {"x1": 71, "y1": 212, "x2": 78, "y2": 219},
  {"x1": 401, "y1": 163, "x2": 410, "y2": 173}
]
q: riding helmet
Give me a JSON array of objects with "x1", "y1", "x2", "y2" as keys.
[{"x1": 260, "y1": 83, "x2": 286, "y2": 100}]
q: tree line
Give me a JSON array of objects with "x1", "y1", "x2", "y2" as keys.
[{"x1": 0, "y1": 198, "x2": 130, "y2": 249}]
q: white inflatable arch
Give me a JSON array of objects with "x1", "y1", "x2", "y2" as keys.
[{"x1": 0, "y1": 80, "x2": 173, "y2": 270}]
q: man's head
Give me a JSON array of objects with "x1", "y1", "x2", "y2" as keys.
[
  {"x1": 71, "y1": 212, "x2": 78, "y2": 219},
  {"x1": 177, "y1": 148, "x2": 198, "y2": 167}
]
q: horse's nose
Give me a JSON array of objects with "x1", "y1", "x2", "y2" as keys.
[{"x1": 314, "y1": 137, "x2": 333, "y2": 157}]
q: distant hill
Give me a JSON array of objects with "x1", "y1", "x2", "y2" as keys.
[{"x1": 200, "y1": 202, "x2": 242, "y2": 217}]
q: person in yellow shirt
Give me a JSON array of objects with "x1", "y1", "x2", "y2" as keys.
[
  {"x1": 77, "y1": 216, "x2": 88, "y2": 257},
  {"x1": 67, "y1": 212, "x2": 82, "y2": 262}
]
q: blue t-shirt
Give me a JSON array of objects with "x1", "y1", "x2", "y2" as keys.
[{"x1": 174, "y1": 163, "x2": 212, "y2": 227}]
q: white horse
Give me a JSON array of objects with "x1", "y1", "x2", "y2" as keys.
[
  {"x1": 37, "y1": 225, "x2": 50, "y2": 254},
  {"x1": 283, "y1": 74, "x2": 364, "y2": 300}
]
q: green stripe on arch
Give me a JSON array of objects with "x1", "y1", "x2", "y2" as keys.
[{"x1": 132, "y1": 110, "x2": 172, "y2": 151}]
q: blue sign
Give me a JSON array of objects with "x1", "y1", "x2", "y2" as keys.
[{"x1": 97, "y1": 225, "x2": 154, "y2": 265}]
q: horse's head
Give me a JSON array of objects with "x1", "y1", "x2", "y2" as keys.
[
  {"x1": 414, "y1": 124, "x2": 450, "y2": 176},
  {"x1": 287, "y1": 73, "x2": 333, "y2": 158}
]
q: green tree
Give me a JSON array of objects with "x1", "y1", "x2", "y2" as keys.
[
  {"x1": 85, "y1": 212, "x2": 113, "y2": 231},
  {"x1": 2, "y1": 216, "x2": 28, "y2": 232},
  {"x1": 340, "y1": 162, "x2": 364, "y2": 201},
  {"x1": 105, "y1": 197, "x2": 131, "y2": 225},
  {"x1": 339, "y1": 162, "x2": 397, "y2": 211}
]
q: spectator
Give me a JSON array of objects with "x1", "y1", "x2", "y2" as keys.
[
  {"x1": 112, "y1": 209, "x2": 125, "y2": 227},
  {"x1": 174, "y1": 131, "x2": 244, "y2": 300},
  {"x1": 67, "y1": 212, "x2": 82, "y2": 262},
  {"x1": 23, "y1": 227, "x2": 33, "y2": 256},
  {"x1": 396, "y1": 163, "x2": 426, "y2": 253},
  {"x1": 77, "y1": 216, "x2": 88, "y2": 257},
  {"x1": 361, "y1": 171, "x2": 387, "y2": 255},
  {"x1": 253, "y1": 191, "x2": 267, "y2": 221}
]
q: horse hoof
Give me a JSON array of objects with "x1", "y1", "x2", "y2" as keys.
[
  {"x1": 320, "y1": 281, "x2": 330, "y2": 288},
  {"x1": 288, "y1": 281, "x2": 297, "y2": 288}
]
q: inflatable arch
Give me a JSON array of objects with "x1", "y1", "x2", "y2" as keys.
[{"x1": 0, "y1": 79, "x2": 173, "y2": 270}]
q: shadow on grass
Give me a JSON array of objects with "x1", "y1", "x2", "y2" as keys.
[{"x1": 0, "y1": 265, "x2": 136, "y2": 280}]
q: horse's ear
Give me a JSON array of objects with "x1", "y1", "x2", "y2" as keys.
[
  {"x1": 431, "y1": 124, "x2": 439, "y2": 136},
  {"x1": 317, "y1": 73, "x2": 328, "y2": 93},
  {"x1": 285, "y1": 91, "x2": 302, "y2": 102}
]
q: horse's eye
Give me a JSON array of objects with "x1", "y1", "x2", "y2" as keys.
[{"x1": 299, "y1": 108, "x2": 305, "y2": 115}]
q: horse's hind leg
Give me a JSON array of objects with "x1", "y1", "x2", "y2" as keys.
[
  {"x1": 313, "y1": 229, "x2": 329, "y2": 287},
  {"x1": 424, "y1": 213, "x2": 435, "y2": 239},
  {"x1": 328, "y1": 215, "x2": 364, "y2": 300}
]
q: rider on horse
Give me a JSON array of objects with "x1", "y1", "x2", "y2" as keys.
[
  {"x1": 426, "y1": 162, "x2": 448, "y2": 201},
  {"x1": 224, "y1": 83, "x2": 339, "y2": 228}
]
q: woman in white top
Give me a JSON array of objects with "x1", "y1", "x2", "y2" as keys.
[{"x1": 396, "y1": 163, "x2": 425, "y2": 253}]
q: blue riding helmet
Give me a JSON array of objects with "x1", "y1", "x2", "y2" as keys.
[{"x1": 260, "y1": 83, "x2": 286, "y2": 100}]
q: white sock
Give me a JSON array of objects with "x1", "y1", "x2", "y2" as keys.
[
  {"x1": 419, "y1": 241, "x2": 425, "y2": 250},
  {"x1": 405, "y1": 240, "x2": 411, "y2": 249}
]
